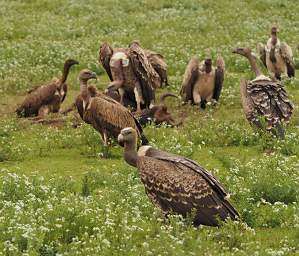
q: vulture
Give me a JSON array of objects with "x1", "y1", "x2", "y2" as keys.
[
  {"x1": 232, "y1": 47, "x2": 293, "y2": 139},
  {"x1": 16, "y1": 59, "x2": 79, "y2": 118},
  {"x1": 180, "y1": 56, "x2": 225, "y2": 109},
  {"x1": 257, "y1": 26, "x2": 295, "y2": 80},
  {"x1": 118, "y1": 127, "x2": 239, "y2": 227},
  {"x1": 134, "y1": 93, "x2": 182, "y2": 127},
  {"x1": 78, "y1": 69, "x2": 148, "y2": 145},
  {"x1": 99, "y1": 41, "x2": 167, "y2": 111}
]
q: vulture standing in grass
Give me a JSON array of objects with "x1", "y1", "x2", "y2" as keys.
[
  {"x1": 257, "y1": 26, "x2": 295, "y2": 80},
  {"x1": 134, "y1": 93, "x2": 182, "y2": 127},
  {"x1": 78, "y1": 69, "x2": 148, "y2": 145},
  {"x1": 232, "y1": 47, "x2": 293, "y2": 139},
  {"x1": 118, "y1": 127, "x2": 239, "y2": 227},
  {"x1": 180, "y1": 56, "x2": 225, "y2": 109},
  {"x1": 99, "y1": 41, "x2": 167, "y2": 111},
  {"x1": 16, "y1": 59, "x2": 79, "y2": 118}
]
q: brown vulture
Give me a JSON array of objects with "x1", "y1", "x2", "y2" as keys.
[
  {"x1": 98, "y1": 41, "x2": 167, "y2": 111},
  {"x1": 257, "y1": 26, "x2": 295, "y2": 80},
  {"x1": 118, "y1": 127, "x2": 239, "y2": 227},
  {"x1": 232, "y1": 47, "x2": 293, "y2": 139},
  {"x1": 16, "y1": 59, "x2": 79, "y2": 118},
  {"x1": 133, "y1": 93, "x2": 182, "y2": 127},
  {"x1": 180, "y1": 56, "x2": 225, "y2": 109},
  {"x1": 78, "y1": 69, "x2": 148, "y2": 145}
]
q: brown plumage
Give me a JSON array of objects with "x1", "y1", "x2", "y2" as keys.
[
  {"x1": 257, "y1": 27, "x2": 295, "y2": 80},
  {"x1": 233, "y1": 47, "x2": 293, "y2": 138},
  {"x1": 118, "y1": 127, "x2": 239, "y2": 227},
  {"x1": 144, "y1": 49, "x2": 168, "y2": 87},
  {"x1": 180, "y1": 56, "x2": 225, "y2": 109},
  {"x1": 78, "y1": 70, "x2": 148, "y2": 145},
  {"x1": 134, "y1": 93, "x2": 182, "y2": 127},
  {"x1": 98, "y1": 41, "x2": 167, "y2": 111},
  {"x1": 16, "y1": 59, "x2": 79, "y2": 118}
]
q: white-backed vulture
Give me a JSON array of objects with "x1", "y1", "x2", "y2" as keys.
[
  {"x1": 78, "y1": 69, "x2": 148, "y2": 145},
  {"x1": 232, "y1": 47, "x2": 293, "y2": 139},
  {"x1": 16, "y1": 59, "x2": 79, "y2": 118},
  {"x1": 257, "y1": 27, "x2": 295, "y2": 80},
  {"x1": 118, "y1": 127, "x2": 239, "y2": 227},
  {"x1": 133, "y1": 93, "x2": 182, "y2": 127},
  {"x1": 99, "y1": 41, "x2": 167, "y2": 111},
  {"x1": 180, "y1": 56, "x2": 225, "y2": 109}
]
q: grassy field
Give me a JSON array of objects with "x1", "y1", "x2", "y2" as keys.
[{"x1": 0, "y1": 0, "x2": 299, "y2": 255}]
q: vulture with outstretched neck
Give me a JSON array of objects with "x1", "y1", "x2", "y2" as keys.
[
  {"x1": 118, "y1": 127, "x2": 239, "y2": 227},
  {"x1": 180, "y1": 56, "x2": 225, "y2": 109},
  {"x1": 134, "y1": 93, "x2": 182, "y2": 127},
  {"x1": 16, "y1": 59, "x2": 79, "y2": 118},
  {"x1": 99, "y1": 41, "x2": 167, "y2": 111},
  {"x1": 257, "y1": 26, "x2": 295, "y2": 80},
  {"x1": 233, "y1": 47, "x2": 293, "y2": 138},
  {"x1": 78, "y1": 69, "x2": 148, "y2": 145}
]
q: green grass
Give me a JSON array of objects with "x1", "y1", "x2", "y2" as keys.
[{"x1": 0, "y1": 0, "x2": 299, "y2": 255}]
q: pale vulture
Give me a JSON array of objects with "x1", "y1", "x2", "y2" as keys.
[
  {"x1": 257, "y1": 26, "x2": 295, "y2": 80},
  {"x1": 180, "y1": 56, "x2": 225, "y2": 109}
]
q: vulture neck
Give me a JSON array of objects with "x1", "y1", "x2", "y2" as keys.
[
  {"x1": 205, "y1": 63, "x2": 212, "y2": 73},
  {"x1": 246, "y1": 54, "x2": 262, "y2": 77},
  {"x1": 80, "y1": 79, "x2": 90, "y2": 107},
  {"x1": 124, "y1": 139, "x2": 138, "y2": 167},
  {"x1": 270, "y1": 34, "x2": 277, "y2": 63},
  {"x1": 60, "y1": 63, "x2": 72, "y2": 84}
]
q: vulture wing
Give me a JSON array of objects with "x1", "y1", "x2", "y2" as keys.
[
  {"x1": 257, "y1": 43, "x2": 267, "y2": 67},
  {"x1": 138, "y1": 147, "x2": 239, "y2": 226},
  {"x1": 280, "y1": 42, "x2": 295, "y2": 77},
  {"x1": 128, "y1": 43, "x2": 159, "y2": 107},
  {"x1": 87, "y1": 96, "x2": 147, "y2": 144},
  {"x1": 145, "y1": 50, "x2": 168, "y2": 87},
  {"x1": 213, "y1": 56, "x2": 225, "y2": 101},
  {"x1": 247, "y1": 78, "x2": 293, "y2": 133},
  {"x1": 179, "y1": 57, "x2": 200, "y2": 103},
  {"x1": 240, "y1": 79, "x2": 263, "y2": 129},
  {"x1": 99, "y1": 42, "x2": 114, "y2": 81},
  {"x1": 16, "y1": 80, "x2": 60, "y2": 117}
]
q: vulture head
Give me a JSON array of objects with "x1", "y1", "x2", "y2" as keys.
[
  {"x1": 79, "y1": 69, "x2": 97, "y2": 82},
  {"x1": 129, "y1": 40, "x2": 141, "y2": 48},
  {"x1": 65, "y1": 59, "x2": 79, "y2": 67},
  {"x1": 204, "y1": 58, "x2": 212, "y2": 73},
  {"x1": 270, "y1": 26, "x2": 278, "y2": 46},
  {"x1": 271, "y1": 26, "x2": 278, "y2": 36},
  {"x1": 232, "y1": 47, "x2": 255, "y2": 59},
  {"x1": 99, "y1": 42, "x2": 113, "y2": 63},
  {"x1": 117, "y1": 127, "x2": 137, "y2": 147}
]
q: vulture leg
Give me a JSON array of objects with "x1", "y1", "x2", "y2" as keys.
[
  {"x1": 193, "y1": 93, "x2": 201, "y2": 106},
  {"x1": 134, "y1": 84, "x2": 144, "y2": 112},
  {"x1": 102, "y1": 132, "x2": 108, "y2": 146},
  {"x1": 118, "y1": 88, "x2": 125, "y2": 106},
  {"x1": 272, "y1": 123, "x2": 285, "y2": 139}
]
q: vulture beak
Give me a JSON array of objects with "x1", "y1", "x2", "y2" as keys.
[
  {"x1": 90, "y1": 72, "x2": 97, "y2": 80},
  {"x1": 118, "y1": 134, "x2": 125, "y2": 147},
  {"x1": 232, "y1": 48, "x2": 238, "y2": 54},
  {"x1": 73, "y1": 60, "x2": 79, "y2": 65}
]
